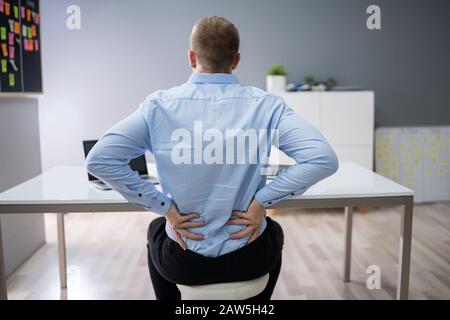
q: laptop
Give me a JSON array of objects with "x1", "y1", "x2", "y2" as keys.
[{"x1": 83, "y1": 140, "x2": 159, "y2": 190}]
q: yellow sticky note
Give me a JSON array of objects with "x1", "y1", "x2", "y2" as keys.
[
  {"x1": 0, "y1": 27, "x2": 6, "y2": 41},
  {"x1": 9, "y1": 73, "x2": 15, "y2": 87},
  {"x1": 1, "y1": 59, "x2": 7, "y2": 73}
]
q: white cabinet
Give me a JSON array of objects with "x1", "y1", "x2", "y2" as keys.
[{"x1": 270, "y1": 91, "x2": 375, "y2": 170}]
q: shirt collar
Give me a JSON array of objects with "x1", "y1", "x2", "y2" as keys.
[{"x1": 187, "y1": 73, "x2": 240, "y2": 85}]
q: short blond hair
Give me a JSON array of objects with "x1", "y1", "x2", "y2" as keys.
[{"x1": 190, "y1": 16, "x2": 240, "y2": 72}]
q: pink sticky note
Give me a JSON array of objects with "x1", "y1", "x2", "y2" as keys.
[
  {"x1": 8, "y1": 33, "x2": 14, "y2": 46},
  {"x1": 23, "y1": 39, "x2": 28, "y2": 51},
  {"x1": 21, "y1": 6, "x2": 25, "y2": 18},
  {"x1": 9, "y1": 46, "x2": 14, "y2": 59},
  {"x1": 0, "y1": 1, "x2": 4, "y2": 13},
  {"x1": 36, "y1": 13, "x2": 40, "y2": 25},
  {"x1": 34, "y1": 40, "x2": 39, "y2": 51}
]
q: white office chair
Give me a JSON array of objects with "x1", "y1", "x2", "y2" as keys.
[{"x1": 177, "y1": 274, "x2": 270, "y2": 300}]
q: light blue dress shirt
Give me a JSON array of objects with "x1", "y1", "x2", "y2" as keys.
[{"x1": 86, "y1": 73, "x2": 338, "y2": 257}]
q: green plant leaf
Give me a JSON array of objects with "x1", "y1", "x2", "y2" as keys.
[{"x1": 266, "y1": 64, "x2": 288, "y2": 76}]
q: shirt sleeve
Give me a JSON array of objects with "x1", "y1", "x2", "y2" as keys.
[
  {"x1": 85, "y1": 103, "x2": 172, "y2": 215},
  {"x1": 254, "y1": 103, "x2": 339, "y2": 208}
]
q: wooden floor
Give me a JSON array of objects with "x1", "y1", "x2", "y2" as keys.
[{"x1": 5, "y1": 203, "x2": 450, "y2": 300}]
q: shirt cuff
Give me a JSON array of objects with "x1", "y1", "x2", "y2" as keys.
[
  {"x1": 255, "y1": 188, "x2": 296, "y2": 208},
  {"x1": 144, "y1": 192, "x2": 172, "y2": 215}
]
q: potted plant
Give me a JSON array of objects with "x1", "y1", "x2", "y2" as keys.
[
  {"x1": 303, "y1": 75, "x2": 315, "y2": 86},
  {"x1": 266, "y1": 64, "x2": 287, "y2": 93}
]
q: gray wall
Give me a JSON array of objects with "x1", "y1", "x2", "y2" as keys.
[
  {"x1": 0, "y1": 98, "x2": 45, "y2": 276},
  {"x1": 39, "y1": 0, "x2": 450, "y2": 170}
]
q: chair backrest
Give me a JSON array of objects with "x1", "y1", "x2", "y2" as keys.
[{"x1": 177, "y1": 274, "x2": 270, "y2": 300}]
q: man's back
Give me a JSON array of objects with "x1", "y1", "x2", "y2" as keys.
[
  {"x1": 87, "y1": 73, "x2": 338, "y2": 257},
  {"x1": 145, "y1": 73, "x2": 283, "y2": 256}
]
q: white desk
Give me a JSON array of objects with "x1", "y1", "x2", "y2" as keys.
[{"x1": 0, "y1": 162, "x2": 414, "y2": 300}]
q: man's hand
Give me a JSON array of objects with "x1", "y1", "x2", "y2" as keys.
[
  {"x1": 165, "y1": 204, "x2": 205, "y2": 250},
  {"x1": 227, "y1": 199, "x2": 267, "y2": 243}
]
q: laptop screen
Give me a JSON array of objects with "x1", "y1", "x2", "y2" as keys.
[{"x1": 83, "y1": 140, "x2": 148, "y2": 181}]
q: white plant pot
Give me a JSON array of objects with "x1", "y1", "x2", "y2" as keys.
[{"x1": 266, "y1": 75, "x2": 286, "y2": 93}]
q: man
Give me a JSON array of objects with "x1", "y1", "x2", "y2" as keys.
[{"x1": 86, "y1": 16, "x2": 338, "y2": 300}]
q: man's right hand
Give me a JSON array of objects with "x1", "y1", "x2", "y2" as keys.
[
  {"x1": 165, "y1": 204, "x2": 205, "y2": 250},
  {"x1": 227, "y1": 199, "x2": 267, "y2": 244}
]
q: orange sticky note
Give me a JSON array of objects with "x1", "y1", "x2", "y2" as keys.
[
  {"x1": 14, "y1": 21, "x2": 20, "y2": 35},
  {"x1": 1, "y1": 43, "x2": 8, "y2": 57},
  {"x1": 26, "y1": 8, "x2": 31, "y2": 21},
  {"x1": 31, "y1": 25, "x2": 36, "y2": 37},
  {"x1": 29, "y1": 39, "x2": 34, "y2": 51},
  {"x1": 5, "y1": 2, "x2": 10, "y2": 16}
]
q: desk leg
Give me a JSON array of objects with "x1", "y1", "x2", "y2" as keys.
[
  {"x1": 343, "y1": 206, "x2": 353, "y2": 282},
  {"x1": 57, "y1": 213, "x2": 68, "y2": 290},
  {"x1": 0, "y1": 218, "x2": 7, "y2": 300},
  {"x1": 397, "y1": 197, "x2": 413, "y2": 300}
]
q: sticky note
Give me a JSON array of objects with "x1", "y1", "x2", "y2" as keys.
[
  {"x1": 14, "y1": 21, "x2": 20, "y2": 35},
  {"x1": 32, "y1": 11, "x2": 38, "y2": 24},
  {"x1": 8, "y1": 32, "x2": 13, "y2": 45},
  {"x1": 9, "y1": 59, "x2": 17, "y2": 71},
  {"x1": 9, "y1": 73, "x2": 14, "y2": 87},
  {"x1": 1, "y1": 59, "x2": 7, "y2": 73},
  {"x1": 22, "y1": 25, "x2": 26, "y2": 37},
  {"x1": 27, "y1": 26, "x2": 31, "y2": 38},
  {"x1": 8, "y1": 19, "x2": 14, "y2": 32},
  {"x1": 34, "y1": 39, "x2": 39, "y2": 51},
  {"x1": 1, "y1": 43, "x2": 8, "y2": 57},
  {"x1": 29, "y1": 39, "x2": 33, "y2": 50},
  {"x1": 35, "y1": 13, "x2": 40, "y2": 25},
  {"x1": 0, "y1": 1, "x2": 4, "y2": 13},
  {"x1": 31, "y1": 25, "x2": 36, "y2": 37},
  {"x1": 5, "y1": 2, "x2": 10, "y2": 16},
  {"x1": 21, "y1": 6, "x2": 24, "y2": 18},
  {"x1": 23, "y1": 38, "x2": 28, "y2": 51},
  {"x1": 9, "y1": 46, "x2": 14, "y2": 59},
  {"x1": 26, "y1": 8, "x2": 31, "y2": 21},
  {"x1": 13, "y1": 5, "x2": 18, "y2": 19},
  {"x1": 0, "y1": 27, "x2": 6, "y2": 41}
]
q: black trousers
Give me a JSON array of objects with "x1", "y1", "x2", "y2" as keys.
[{"x1": 147, "y1": 216, "x2": 284, "y2": 300}]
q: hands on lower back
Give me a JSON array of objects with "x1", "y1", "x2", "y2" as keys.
[
  {"x1": 165, "y1": 204, "x2": 204, "y2": 250},
  {"x1": 227, "y1": 198, "x2": 267, "y2": 244}
]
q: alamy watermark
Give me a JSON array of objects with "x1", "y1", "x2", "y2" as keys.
[
  {"x1": 366, "y1": 265, "x2": 382, "y2": 290},
  {"x1": 170, "y1": 121, "x2": 280, "y2": 173},
  {"x1": 66, "y1": 5, "x2": 81, "y2": 30},
  {"x1": 366, "y1": 5, "x2": 381, "y2": 30}
]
